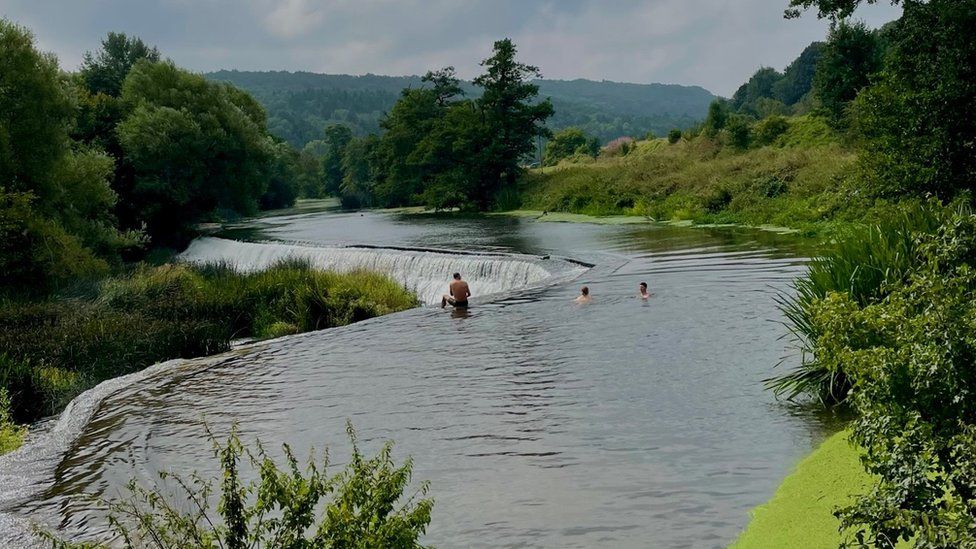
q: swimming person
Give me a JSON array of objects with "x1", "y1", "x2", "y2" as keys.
[
  {"x1": 441, "y1": 272, "x2": 471, "y2": 308},
  {"x1": 575, "y1": 286, "x2": 592, "y2": 304},
  {"x1": 639, "y1": 281, "x2": 650, "y2": 299}
]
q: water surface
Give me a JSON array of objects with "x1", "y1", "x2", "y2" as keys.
[{"x1": 0, "y1": 209, "x2": 829, "y2": 548}]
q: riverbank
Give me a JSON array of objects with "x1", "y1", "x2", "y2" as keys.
[
  {"x1": 516, "y1": 115, "x2": 906, "y2": 238},
  {"x1": 731, "y1": 430, "x2": 870, "y2": 548},
  {"x1": 0, "y1": 261, "x2": 417, "y2": 453}
]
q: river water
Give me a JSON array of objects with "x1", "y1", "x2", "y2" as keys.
[{"x1": 0, "y1": 207, "x2": 833, "y2": 548}]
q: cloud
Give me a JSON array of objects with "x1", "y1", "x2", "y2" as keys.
[
  {"x1": 261, "y1": 0, "x2": 326, "y2": 39},
  {"x1": 0, "y1": 0, "x2": 903, "y2": 95}
]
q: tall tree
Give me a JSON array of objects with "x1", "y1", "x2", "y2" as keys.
[
  {"x1": 852, "y1": 0, "x2": 976, "y2": 199},
  {"x1": 118, "y1": 61, "x2": 274, "y2": 245},
  {"x1": 773, "y1": 41, "x2": 824, "y2": 105},
  {"x1": 321, "y1": 124, "x2": 353, "y2": 196},
  {"x1": 813, "y1": 20, "x2": 882, "y2": 126},
  {"x1": 730, "y1": 67, "x2": 783, "y2": 116},
  {"x1": 0, "y1": 19, "x2": 135, "y2": 292},
  {"x1": 80, "y1": 32, "x2": 160, "y2": 97},
  {"x1": 473, "y1": 38, "x2": 553, "y2": 208}
]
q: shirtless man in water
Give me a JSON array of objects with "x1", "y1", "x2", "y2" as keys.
[{"x1": 442, "y1": 272, "x2": 471, "y2": 308}]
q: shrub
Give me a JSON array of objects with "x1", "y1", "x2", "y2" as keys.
[
  {"x1": 806, "y1": 209, "x2": 976, "y2": 546},
  {"x1": 667, "y1": 129, "x2": 682, "y2": 144},
  {"x1": 754, "y1": 116, "x2": 790, "y2": 146},
  {"x1": 767, "y1": 201, "x2": 944, "y2": 404},
  {"x1": 44, "y1": 424, "x2": 433, "y2": 548}
]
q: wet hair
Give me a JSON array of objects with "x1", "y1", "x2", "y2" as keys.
[
  {"x1": 639, "y1": 282, "x2": 647, "y2": 289},
  {"x1": 581, "y1": 286, "x2": 589, "y2": 296},
  {"x1": 453, "y1": 273, "x2": 461, "y2": 280}
]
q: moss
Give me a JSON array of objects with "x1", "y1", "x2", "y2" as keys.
[{"x1": 729, "y1": 430, "x2": 909, "y2": 548}]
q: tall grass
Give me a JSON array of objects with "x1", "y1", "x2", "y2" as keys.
[
  {"x1": 520, "y1": 119, "x2": 861, "y2": 230},
  {"x1": 767, "y1": 201, "x2": 946, "y2": 404},
  {"x1": 0, "y1": 261, "x2": 417, "y2": 425}
]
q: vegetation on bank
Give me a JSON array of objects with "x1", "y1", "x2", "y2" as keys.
[
  {"x1": 0, "y1": 261, "x2": 417, "y2": 426},
  {"x1": 45, "y1": 424, "x2": 433, "y2": 548},
  {"x1": 731, "y1": 431, "x2": 877, "y2": 549},
  {"x1": 755, "y1": 0, "x2": 976, "y2": 544},
  {"x1": 521, "y1": 115, "x2": 864, "y2": 233}
]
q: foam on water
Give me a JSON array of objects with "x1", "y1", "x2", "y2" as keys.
[{"x1": 179, "y1": 237, "x2": 584, "y2": 305}]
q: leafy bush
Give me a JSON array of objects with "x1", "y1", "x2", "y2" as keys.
[
  {"x1": 768, "y1": 201, "x2": 943, "y2": 404},
  {"x1": 667, "y1": 129, "x2": 682, "y2": 144},
  {"x1": 45, "y1": 424, "x2": 433, "y2": 548},
  {"x1": 802, "y1": 209, "x2": 976, "y2": 546},
  {"x1": 754, "y1": 116, "x2": 790, "y2": 146}
]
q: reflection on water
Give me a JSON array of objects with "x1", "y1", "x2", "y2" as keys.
[{"x1": 0, "y1": 210, "x2": 837, "y2": 548}]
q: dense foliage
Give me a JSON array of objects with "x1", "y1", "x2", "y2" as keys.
[
  {"x1": 0, "y1": 20, "x2": 307, "y2": 295},
  {"x1": 208, "y1": 70, "x2": 714, "y2": 148},
  {"x1": 543, "y1": 127, "x2": 600, "y2": 166},
  {"x1": 769, "y1": 202, "x2": 942, "y2": 404},
  {"x1": 795, "y1": 209, "x2": 976, "y2": 547},
  {"x1": 0, "y1": 261, "x2": 417, "y2": 423},
  {"x1": 316, "y1": 39, "x2": 553, "y2": 210},
  {"x1": 47, "y1": 425, "x2": 432, "y2": 548}
]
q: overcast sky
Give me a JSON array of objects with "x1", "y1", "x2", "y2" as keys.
[{"x1": 1, "y1": 0, "x2": 901, "y2": 96}]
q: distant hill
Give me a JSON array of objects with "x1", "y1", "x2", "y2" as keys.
[{"x1": 206, "y1": 70, "x2": 715, "y2": 147}]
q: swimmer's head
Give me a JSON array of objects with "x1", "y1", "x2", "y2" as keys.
[
  {"x1": 581, "y1": 286, "x2": 589, "y2": 296},
  {"x1": 639, "y1": 282, "x2": 647, "y2": 291},
  {"x1": 453, "y1": 272, "x2": 461, "y2": 280}
]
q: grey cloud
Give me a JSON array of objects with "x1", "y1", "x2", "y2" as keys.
[{"x1": 0, "y1": 0, "x2": 901, "y2": 95}]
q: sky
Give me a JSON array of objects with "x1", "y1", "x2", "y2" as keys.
[{"x1": 0, "y1": 0, "x2": 902, "y2": 97}]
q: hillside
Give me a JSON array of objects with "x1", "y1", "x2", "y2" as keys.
[
  {"x1": 520, "y1": 115, "x2": 867, "y2": 233},
  {"x1": 206, "y1": 70, "x2": 715, "y2": 147}
]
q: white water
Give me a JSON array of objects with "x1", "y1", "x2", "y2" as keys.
[{"x1": 179, "y1": 237, "x2": 584, "y2": 305}]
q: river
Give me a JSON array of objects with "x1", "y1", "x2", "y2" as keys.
[{"x1": 0, "y1": 206, "x2": 834, "y2": 548}]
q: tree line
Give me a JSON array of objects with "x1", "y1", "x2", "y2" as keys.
[
  {"x1": 306, "y1": 39, "x2": 554, "y2": 211},
  {"x1": 1, "y1": 22, "x2": 314, "y2": 296}
]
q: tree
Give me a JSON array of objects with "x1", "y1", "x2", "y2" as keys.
[
  {"x1": 473, "y1": 38, "x2": 554, "y2": 208},
  {"x1": 703, "y1": 99, "x2": 730, "y2": 137},
  {"x1": 0, "y1": 19, "x2": 135, "y2": 293},
  {"x1": 321, "y1": 124, "x2": 354, "y2": 196},
  {"x1": 80, "y1": 32, "x2": 159, "y2": 97},
  {"x1": 119, "y1": 61, "x2": 275, "y2": 246},
  {"x1": 340, "y1": 135, "x2": 382, "y2": 208},
  {"x1": 726, "y1": 115, "x2": 753, "y2": 149},
  {"x1": 731, "y1": 67, "x2": 783, "y2": 116},
  {"x1": 813, "y1": 20, "x2": 882, "y2": 126},
  {"x1": 543, "y1": 127, "x2": 599, "y2": 166},
  {"x1": 667, "y1": 128, "x2": 683, "y2": 144},
  {"x1": 785, "y1": 0, "x2": 901, "y2": 20},
  {"x1": 374, "y1": 88, "x2": 447, "y2": 207},
  {"x1": 851, "y1": 0, "x2": 976, "y2": 199},
  {"x1": 773, "y1": 41, "x2": 825, "y2": 105}
]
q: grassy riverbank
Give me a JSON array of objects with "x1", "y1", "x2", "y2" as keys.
[
  {"x1": 731, "y1": 431, "x2": 871, "y2": 548},
  {"x1": 0, "y1": 261, "x2": 417, "y2": 442},
  {"x1": 518, "y1": 115, "x2": 895, "y2": 236}
]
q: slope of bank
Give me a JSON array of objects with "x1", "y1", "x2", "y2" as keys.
[
  {"x1": 730, "y1": 430, "x2": 871, "y2": 548},
  {"x1": 520, "y1": 116, "x2": 886, "y2": 236}
]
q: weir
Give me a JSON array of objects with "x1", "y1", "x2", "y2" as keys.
[{"x1": 179, "y1": 237, "x2": 585, "y2": 305}]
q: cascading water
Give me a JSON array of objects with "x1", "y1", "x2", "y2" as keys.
[{"x1": 179, "y1": 237, "x2": 585, "y2": 305}]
